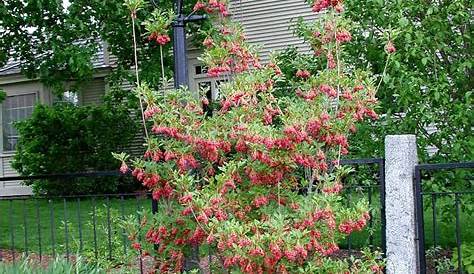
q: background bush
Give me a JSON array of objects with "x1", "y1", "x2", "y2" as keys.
[{"x1": 13, "y1": 102, "x2": 141, "y2": 195}]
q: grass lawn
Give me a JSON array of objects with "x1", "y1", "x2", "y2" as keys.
[
  {"x1": 0, "y1": 194, "x2": 150, "y2": 259},
  {"x1": 343, "y1": 191, "x2": 474, "y2": 252},
  {"x1": 1, "y1": 190, "x2": 473, "y2": 260}
]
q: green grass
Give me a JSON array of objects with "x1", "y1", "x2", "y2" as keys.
[
  {"x1": 337, "y1": 188, "x2": 474, "y2": 251},
  {"x1": 1, "y1": 190, "x2": 473, "y2": 259},
  {"x1": 0, "y1": 195, "x2": 148, "y2": 257}
]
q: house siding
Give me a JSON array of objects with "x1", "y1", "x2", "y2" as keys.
[
  {"x1": 80, "y1": 78, "x2": 106, "y2": 105},
  {"x1": 187, "y1": 0, "x2": 319, "y2": 94},
  {"x1": 229, "y1": 0, "x2": 318, "y2": 62}
]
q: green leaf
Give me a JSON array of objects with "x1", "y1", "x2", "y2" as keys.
[
  {"x1": 399, "y1": 17, "x2": 409, "y2": 28},
  {"x1": 421, "y1": 57, "x2": 429, "y2": 66}
]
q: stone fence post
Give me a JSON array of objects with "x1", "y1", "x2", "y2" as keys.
[{"x1": 384, "y1": 135, "x2": 418, "y2": 274}]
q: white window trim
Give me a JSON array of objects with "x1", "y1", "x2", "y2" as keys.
[{"x1": 0, "y1": 91, "x2": 39, "y2": 154}]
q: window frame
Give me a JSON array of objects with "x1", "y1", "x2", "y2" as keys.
[
  {"x1": 1, "y1": 92, "x2": 39, "y2": 153},
  {"x1": 193, "y1": 64, "x2": 230, "y2": 101}
]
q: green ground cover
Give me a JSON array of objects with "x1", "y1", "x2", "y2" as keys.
[
  {"x1": 1, "y1": 190, "x2": 472, "y2": 259},
  {"x1": 0, "y1": 195, "x2": 148, "y2": 258}
]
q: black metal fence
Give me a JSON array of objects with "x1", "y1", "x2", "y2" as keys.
[
  {"x1": 340, "y1": 158, "x2": 386, "y2": 256},
  {"x1": 0, "y1": 172, "x2": 149, "y2": 273},
  {"x1": 414, "y1": 162, "x2": 474, "y2": 274},
  {"x1": 0, "y1": 159, "x2": 387, "y2": 272}
]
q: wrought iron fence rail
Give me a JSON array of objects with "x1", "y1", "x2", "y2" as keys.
[
  {"x1": 0, "y1": 170, "x2": 124, "y2": 182},
  {"x1": 0, "y1": 192, "x2": 150, "y2": 200},
  {"x1": 341, "y1": 158, "x2": 384, "y2": 165},
  {"x1": 414, "y1": 161, "x2": 473, "y2": 274},
  {"x1": 416, "y1": 162, "x2": 474, "y2": 171},
  {"x1": 421, "y1": 191, "x2": 474, "y2": 196}
]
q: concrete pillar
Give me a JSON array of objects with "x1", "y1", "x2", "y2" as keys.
[{"x1": 384, "y1": 135, "x2": 418, "y2": 274}]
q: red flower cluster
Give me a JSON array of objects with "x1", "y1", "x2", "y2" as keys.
[
  {"x1": 194, "y1": 0, "x2": 229, "y2": 16},
  {"x1": 235, "y1": 139, "x2": 248, "y2": 153},
  {"x1": 336, "y1": 30, "x2": 352, "y2": 43},
  {"x1": 147, "y1": 32, "x2": 171, "y2": 46},
  {"x1": 319, "y1": 84, "x2": 337, "y2": 98},
  {"x1": 144, "y1": 149, "x2": 162, "y2": 162},
  {"x1": 292, "y1": 154, "x2": 318, "y2": 168},
  {"x1": 202, "y1": 37, "x2": 214, "y2": 48},
  {"x1": 151, "y1": 125, "x2": 179, "y2": 138},
  {"x1": 253, "y1": 195, "x2": 269, "y2": 208},
  {"x1": 207, "y1": 40, "x2": 260, "y2": 77},
  {"x1": 385, "y1": 41, "x2": 396, "y2": 54},
  {"x1": 245, "y1": 167, "x2": 286, "y2": 186},
  {"x1": 338, "y1": 212, "x2": 371, "y2": 234},
  {"x1": 131, "y1": 242, "x2": 141, "y2": 251},
  {"x1": 296, "y1": 69, "x2": 311, "y2": 79},
  {"x1": 296, "y1": 88, "x2": 318, "y2": 101},
  {"x1": 177, "y1": 154, "x2": 200, "y2": 172},
  {"x1": 119, "y1": 162, "x2": 128, "y2": 174},
  {"x1": 263, "y1": 105, "x2": 280, "y2": 125},
  {"x1": 312, "y1": 0, "x2": 344, "y2": 13},
  {"x1": 322, "y1": 182, "x2": 343, "y2": 194},
  {"x1": 144, "y1": 105, "x2": 161, "y2": 119}
]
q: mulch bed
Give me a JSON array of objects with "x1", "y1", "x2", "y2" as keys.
[{"x1": 426, "y1": 248, "x2": 456, "y2": 274}]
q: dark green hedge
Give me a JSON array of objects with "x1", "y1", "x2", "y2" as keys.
[{"x1": 13, "y1": 102, "x2": 141, "y2": 196}]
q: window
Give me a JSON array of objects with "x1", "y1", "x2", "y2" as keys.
[
  {"x1": 195, "y1": 65, "x2": 209, "y2": 75},
  {"x1": 53, "y1": 91, "x2": 79, "y2": 105},
  {"x1": 214, "y1": 80, "x2": 228, "y2": 100},
  {"x1": 62, "y1": 91, "x2": 79, "y2": 105},
  {"x1": 198, "y1": 81, "x2": 212, "y2": 100},
  {"x1": 2, "y1": 93, "x2": 37, "y2": 151},
  {"x1": 196, "y1": 79, "x2": 229, "y2": 101}
]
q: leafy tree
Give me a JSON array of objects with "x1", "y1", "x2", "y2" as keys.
[
  {"x1": 276, "y1": 1, "x2": 473, "y2": 163},
  {"x1": 0, "y1": 0, "x2": 198, "y2": 94},
  {"x1": 343, "y1": 0, "x2": 473, "y2": 163}
]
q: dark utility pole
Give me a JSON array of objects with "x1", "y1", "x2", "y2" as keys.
[
  {"x1": 150, "y1": 0, "x2": 206, "y2": 270},
  {"x1": 172, "y1": 0, "x2": 206, "y2": 88}
]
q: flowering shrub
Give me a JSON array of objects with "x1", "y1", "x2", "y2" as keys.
[
  {"x1": 195, "y1": 0, "x2": 260, "y2": 77},
  {"x1": 144, "y1": 9, "x2": 174, "y2": 46},
  {"x1": 118, "y1": 0, "x2": 389, "y2": 272}
]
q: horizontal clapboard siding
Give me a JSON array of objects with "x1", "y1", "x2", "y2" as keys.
[
  {"x1": 2, "y1": 155, "x2": 18, "y2": 177},
  {"x1": 118, "y1": 80, "x2": 175, "y2": 158},
  {"x1": 81, "y1": 78, "x2": 106, "y2": 105},
  {"x1": 229, "y1": 0, "x2": 319, "y2": 62},
  {"x1": 0, "y1": 155, "x2": 33, "y2": 196}
]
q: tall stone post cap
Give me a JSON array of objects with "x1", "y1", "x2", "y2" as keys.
[
  {"x1": 385, "y1": 135, "x2": 418, "y2": 163},
  {"x1": 385, "y1": 134, "x2": 417, "y2": 143}
]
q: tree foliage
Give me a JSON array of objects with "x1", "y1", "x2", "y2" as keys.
[
  {"x1": 343, "y1": 0, "x2": 473, "y2": 162},
  {"x1": 0, "y1": 0, "x2": 196, "y2": 94},
  {"x1": 275, "y1": 1, "x2": 473, "y2": 163}
]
